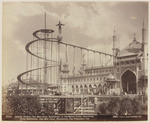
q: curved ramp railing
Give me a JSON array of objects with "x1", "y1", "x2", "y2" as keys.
[{"x1": 17, "y1": 28, "x2": 115, "y2": 92}]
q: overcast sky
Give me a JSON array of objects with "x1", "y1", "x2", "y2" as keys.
[{"x1": 2, "y1": 2, "x2": 148, "y2": 86}]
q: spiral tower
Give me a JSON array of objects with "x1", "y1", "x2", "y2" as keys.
[{"x1": 17, "y1": 16, "x2": 115, "y2": 96}]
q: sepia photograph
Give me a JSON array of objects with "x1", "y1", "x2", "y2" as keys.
[{"x1": 2, "y1": 1, "x2": 149, "y2": 121}]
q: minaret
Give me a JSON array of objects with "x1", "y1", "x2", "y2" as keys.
[
  {"x1": 62, "y1": 46, "x2": 70, "y2": 75},
  {"x1": 142, "y1": 21, "x2": 145, "y2": 49},
  {"x1": 112, "y1": 28, "x2": 116, "y2": 74},
  {"x1": 61, "y1": 46, "x2": 70, "y2": 94},
  {"x1": 142, "y1": 21, "x2": 145, "y2": 76},
  {"x1": 82, "y1": 52, "x2": 86, "y2": 69}
]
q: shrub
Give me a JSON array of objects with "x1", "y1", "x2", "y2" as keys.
[
  {"x1": 5, "y1": 95, "x2": 42, "y2": 116},
  {"x1": 42, "y1": 103, "x2": 55, "y2": 115},
  {"x1": 107, "y1": 97, "x2": 120, "y2": 115},
  {"x1": 119, "y1": 97, "x2": 133, "y2": 115},
  {"x1": 97, "y1": 101, "x2": 108, "y2": 115},
  {"x1": 131, "y1": 97, "x2": 142, "y2": 115},
  {"x1": 97, "y1": 96, "x2": 146, "y2": 115}
]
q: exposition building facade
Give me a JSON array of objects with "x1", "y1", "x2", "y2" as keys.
[{"x1": 61, "y1": 24, "x2": 148, "y2": 96}]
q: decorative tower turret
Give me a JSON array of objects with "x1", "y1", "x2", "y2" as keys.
[
  {"x1": 112, "y1": 29, "x2": 116, "y2": 74},
  {"x1": 79, "y1": 49, "x2": 86, "y2": 76},
  {"x1": 142, "y1": 21, "x2": 145, "y2": 76},
  {"x1": 62, "y1": 49, "x2": 70, "y2": 74},
  {"x1": 82, "y1": 52, "x2": 86, "y2": 69}
]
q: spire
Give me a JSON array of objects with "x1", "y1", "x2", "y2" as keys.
[
  {"x1": 142, "y1": 18, "x2": 145, "y2": 29},
  {"x1": 114, "y1": 28, "x2": 116, "y2": 35},
  {"x1": 112, "y1": 27, "x2": 116, "y2": 56},
  {"x1": 44, "y1": 12, "x2": 46, "y2": 29},
  {"x1": 141, "y1": 20, "x2": 145, "y2": 52},
  {"x1": 141, "y1": 20, "x2": 146, "y2": 77},
  {"x1": 112, "y1": 28, "x2": 116, "y2": 75},
  {"x1": 142, "y1": 20, "x2": 145, "y2": 44},
  {"x1": 113, "y1": 28, "x2": 116, "y2": 41}
]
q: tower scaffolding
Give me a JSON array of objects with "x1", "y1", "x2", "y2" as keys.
[
  {"x1": 17, "y1": 18, "x2": 116, "y2": 97},
  {"x1": 43, "y1": 12, "x2": 47, "y2": 84}
]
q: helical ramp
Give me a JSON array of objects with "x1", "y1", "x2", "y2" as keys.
[{"x1": 17, "y1": 25, "x2": 115, "y2": 95}]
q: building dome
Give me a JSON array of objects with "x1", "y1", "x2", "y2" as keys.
[
  {"x1": 119, "y1": 36, "x2": 142, "y2": 57},
  {"x1": 126, "y1": 37, "x2": 142, "y2": 53}
]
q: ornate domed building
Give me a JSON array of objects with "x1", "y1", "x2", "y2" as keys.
[
  {"x1": 115, "y1": 35, "x2": 147, "y2": 95},
  {"x1": 61, "y1": 23, "x2": 148, "y2": 96}
]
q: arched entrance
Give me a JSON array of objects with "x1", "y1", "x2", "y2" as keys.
[{"x1": 121, "y1": 70, "x2": 137, "y2": 94}]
